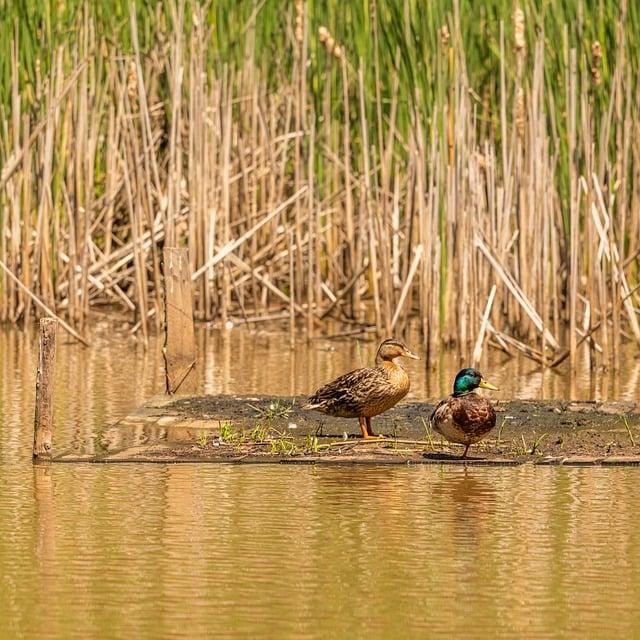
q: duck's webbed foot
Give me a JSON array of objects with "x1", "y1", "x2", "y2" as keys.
[{"x1": 364, "y1": 417, "x2": 386, "y2": 440}]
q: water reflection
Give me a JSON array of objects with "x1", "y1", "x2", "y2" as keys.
[{"x1": 19, "y1": 464, "x2": 640, "y2": 638}]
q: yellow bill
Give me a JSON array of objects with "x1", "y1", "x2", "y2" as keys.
[{"x1": 479, "y1": 378, "x2": 499, "y2": 391}]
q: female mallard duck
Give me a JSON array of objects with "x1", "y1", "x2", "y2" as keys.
[
  {"x1": 430, "y1": 368, "x2": 499, "y2": 458},
  {"x1": 304, "y1": 338, "x2": 420, "y2": 439}
]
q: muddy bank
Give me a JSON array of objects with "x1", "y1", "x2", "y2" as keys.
[{"x1": 52, "y1": 395, "x2": 640, "y2": 465}]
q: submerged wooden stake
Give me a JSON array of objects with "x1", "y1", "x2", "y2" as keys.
[
  {"x1": 33, "y1": 318, "x2": 58, "y2": 460},
  {"x1": 163, "y1": 248, "x2": 196, "y2": 394}
]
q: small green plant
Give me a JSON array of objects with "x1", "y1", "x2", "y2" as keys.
[
  {"x1": 219, "y1": 421, "x2": 237, "y2": 443},
  {"x1": 520, "y1": 434, "x2": 528, "y2": 456},
  {"x1": 530, "y1": 433, "x2": 549, "y2": 455},
  {"x1": 249, "y1": 423, "x2": 284, "y2": 442},
  {"x1": 196, "y1": 430, "x2": 209, "y2": 448},
  {"x1": 249, "y1": 400, "x2": 293, "y2": 424},
  {"x1": 270, "y1": 437, "x2": 299, "y2": 456},
  {"x1": 305, "y1": 434, "x2": 319, "y2": 453}
]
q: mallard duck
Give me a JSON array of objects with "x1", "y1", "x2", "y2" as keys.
[
  {"x1": 304, "y1": 338, "x2": 420, "y2": 439},
  {"x1": 430, "y1": 368, "x2": 499, "y2": 458}
]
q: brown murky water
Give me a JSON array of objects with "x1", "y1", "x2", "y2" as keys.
[{"x1": 1, "y1": 323, "x2": 640, "y2": 638}]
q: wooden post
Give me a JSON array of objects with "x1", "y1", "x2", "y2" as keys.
[
  {"x1": 163, "y1": 248, "x2": 196, "y2": 394},
  {"x1": 33, "y1": 318, "x2": 58, "y2": 460}
]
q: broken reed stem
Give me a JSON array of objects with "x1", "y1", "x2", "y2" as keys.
[
  {"x1": 391, "y1": 245, "x2": 423, "y2": 331},
  {"x1": 472, "y1": 284, "x2": 497, "y2": 366}
]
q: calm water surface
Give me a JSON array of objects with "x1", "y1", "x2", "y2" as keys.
[{"x1": 1, "y1": 324, "x2": 639, "y2": 638}]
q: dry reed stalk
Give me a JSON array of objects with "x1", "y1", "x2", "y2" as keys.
[
  {"x1": 412, "y1": 106, "x2": 428, "y2": 353},
  {"x1": 289, "y1": 229, "x2": 295, "y2": 346},
  {"x1": 390, "y1": 245, "x2": 423, "y2": 331},
  {"x1": 20, "y1": 113, "x2": 33, "y2": 325},
  {"x1": 371, "y1": 0, "x2": 389, "y2": 271},
  {"x1": 567, "y1": 46, "x2": 579, "y2": 365},
  {"x1": 220, "y1": 68, "x2": 232, "y2": 328},
  {"x1": 120, "y1": 80, "x2": 150, "y2": 341},
  {"x1": 6, "y1": 33, "x2": 21, "y2": 323},
  {"x1": 128, "y1": 12, "x2": 164, "y2": 326},
  {"x1": 293, "y1": 0, "x2": 308, "y2": 304},
  {"x1": 306, "y1": 116, "x2": 316, "y2": 337},
  {"x1": 164, "y1": 0, "x2": 185, "y2": 250},
  {"x1": 338, "y1": 54, "x2": 356, "y2": 315},
  {"x1": 472, "y1": 284, "x2": 497, "y2": 366},
  {"x1": 427, "y1": 109, "x2": 442, "y2": 361},
  {"x1": 130, "y1": 2, "x2": 163, "y2": 202}
]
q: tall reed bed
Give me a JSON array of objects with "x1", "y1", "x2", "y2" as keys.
[{"x1": 1, "y1": 0, "x2": 639, "y2": 369}]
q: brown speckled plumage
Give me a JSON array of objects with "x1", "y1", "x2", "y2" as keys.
[
  {"x1": 306, "y1": 361, "x2": 410, "y2": 418},
  {"x1": 304, "y1": 339, "x2": 419, "y2": 438}
]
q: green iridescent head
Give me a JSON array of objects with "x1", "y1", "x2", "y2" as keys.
[{"x1": 452, "y1": 368, "x2": 499, "y2": 397}]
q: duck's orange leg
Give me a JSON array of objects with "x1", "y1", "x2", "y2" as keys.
[
  {"x1": 358, "y1": 417, "x2": 380, "y2": 439},
  {"x1": 365, "y1": 417, "x2": 383, "y2": 439}
]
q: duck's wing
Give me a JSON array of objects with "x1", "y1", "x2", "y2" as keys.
[
  {"x1": 304, "y1": 367, "x2": 387, "y2": 416},
  {"x1": 451, "y1": 394, "x2": 496, "y2": 432},
  {"x1": 430, "y1": 397, "x2": 451, "y2": 424}
]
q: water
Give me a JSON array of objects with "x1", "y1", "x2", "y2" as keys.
[{"x1": 1, "y1": 324, "x2": 640, "y2": 638}]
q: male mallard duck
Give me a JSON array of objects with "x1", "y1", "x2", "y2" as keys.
[
  {"x1": 430, "y1": 368, "x2": 499, "y2": 458},
  {"x1": 304, "y1": 338, "x2": 420, "y2": 439}
]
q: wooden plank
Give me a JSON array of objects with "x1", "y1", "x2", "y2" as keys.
[
  {"x1": 33, "y1": 318, "x2": 58, "y2": 459},
  {"x1": 163, "y1": 248, "x2": 196, "y2": 394}
]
